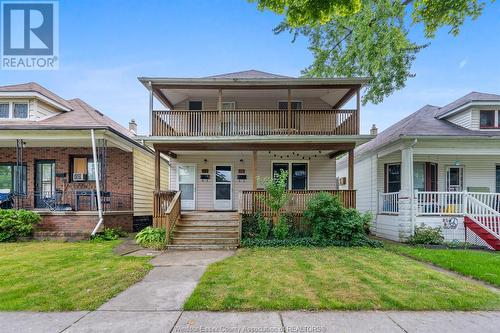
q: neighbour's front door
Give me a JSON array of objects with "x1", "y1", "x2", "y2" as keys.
[
  {"x1": 35, "y1": 160, "x2": 56, "y2": 208},
  {"x1": 177, "y1": 164, "x2": 196, "y2": 210},
  {"x1": 214, "y1": 165, "x2": 232, "y2": 210},
  {"x1": 446, "y1": 166, "x2": 464, "y2": 192}
]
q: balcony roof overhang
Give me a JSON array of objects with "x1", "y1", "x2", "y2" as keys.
[{"x1": 138, "y1": 77, "x2": 369, "y2": 109}]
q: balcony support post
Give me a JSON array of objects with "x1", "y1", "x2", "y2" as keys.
[
  {"x1": 287, "y1": 89, "x2": 292, "y2": 134},
  {"x1": 155, "y1": 147, "x2": 160, "y2": 192},
  {"x1": 356, "y1": 89, "x2": 360, "y2": 134},
  {"x1": 252, "y1": 151, "x2": 257, "y2": 190},
  {"x1": 218, "y1": 88, "x2": 222, "y2": 135},
  {"x1": 348, "y1": 148, "x2": 354, "y2": 190},
  {"x1": 149, "y1": 81, "x2": 153, "y2": 136}
]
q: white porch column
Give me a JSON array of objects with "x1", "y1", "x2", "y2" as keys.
[
  {"x1": 400, "y1": 146, "x2": 414, "y2": 197},
  {"x1": 398, "y1": 146, "x2": 415, "y2": 240}
]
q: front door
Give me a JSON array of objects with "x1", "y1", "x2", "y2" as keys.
[
  {"x1": 177, "y1": 164, "x2": 196, "y2": 210},
  {"x1": 446, "y1": 166, "x2": 464, "y2": 192},
  {"x1": 214, "y1": 165, "x2": 232, "y2": 210},
  {"x1": 35, "y1": 160, "x2": 56, "y2": 208}
]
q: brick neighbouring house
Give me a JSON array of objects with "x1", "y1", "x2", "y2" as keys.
[{"x1": 0, "y1": 83, "x2": 169, "y2": 239}]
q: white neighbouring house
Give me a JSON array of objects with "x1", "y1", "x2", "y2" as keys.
[{"x1": 337, "y1": 92, "x2": 500, "y2": 250}]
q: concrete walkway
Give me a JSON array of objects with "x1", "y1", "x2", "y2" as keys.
[
  {"x1": 1, "y1": 310, "x2": 499, "y2": 333},
  {"x1": 1, "y1": 250, "x2": 500, "y2": 332}
]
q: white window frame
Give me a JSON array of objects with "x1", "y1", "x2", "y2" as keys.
[
  {"x1": 271, "y1": 160, "x2": 310, "y2": 190},
  {"x1": 277, "y1": 100, "x2": 302, "y2": 110},
  {"x1": 479, "y1": 109, "x2": 500, "y2": 129},
  {"x1": 0, "y1": 100, "x2": 30, "y2": 120},
  {"x1": 221, "y1": 101, "x2": 236, "y2": 110}
]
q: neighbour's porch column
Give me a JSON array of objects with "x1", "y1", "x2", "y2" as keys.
[
  {"x1": 154, "y1": 148, "x2": 160, "y2": 192},
  {"x1": 400, "y1": 146, "x2": 414, "y2": 197},
  {"x1": 348, "y1": 148, "x2": 354, "y2": 190}
]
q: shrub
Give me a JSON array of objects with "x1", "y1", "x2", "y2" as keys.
[
  {"x1": 135, "y1": 227, "x2": 166, "y2": 250},
  {"x1": 272, "y1": 214, "x2": 290, "y2": 240},
  {"x1": 0, "y1": 209, "x2": 41, "y2": 242},
  {"x1": 241, "y1": 237, "x2": 383, "y2": 248},
  {"x1": 407, "y1": 224, "x2": 444, "y2": 245},
  {"x1": 91, "y1": 227, "x2": 127, "y2": 241},
  {"x1": 257, "y1": 170, "x2": 290, "y2": 225},
  {"x1": 257, "y1": 213, "x2": 271, "y2": 240},
  {"x1": 303, "y1": 192, "x2": 371, "y2": 243},
  {"x1": 242, "y1": 211, "x2": 268, "y2": 239}
]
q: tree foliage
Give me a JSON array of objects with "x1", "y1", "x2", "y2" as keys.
[{"x1": 254, "y1": 0, "x2": 491, "y2": 104}]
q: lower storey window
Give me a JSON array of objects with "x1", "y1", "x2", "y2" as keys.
[
  {"x1": 70, "y1": 156, "x2": 99, "y2": 182},
  {"x1": 0, "y1": 164, "x2": 27, "y2": 194},
  {"x1": 385, "y1": 162, "x2": 437, "y2": 192},
  {"x1": 272, "y1": 162, "x2": 308, "y2": 190}
]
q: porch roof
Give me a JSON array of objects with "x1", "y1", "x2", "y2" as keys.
[{"x1": 138, "y1": 71, "x2": 369, "y2": 109}]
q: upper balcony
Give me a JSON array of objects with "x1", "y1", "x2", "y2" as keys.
[{"x1": 139, "y1": 71, "x2": 368, "y2": 138}]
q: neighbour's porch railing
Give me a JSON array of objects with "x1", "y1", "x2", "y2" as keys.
[
  {"x1": 5, "y1": 191, "x2": 132, "y2": 212},
  {"x1": 239, "y1": 190, "x2": 356, "y2": 215},
  {"x1": 466, "y1": 195, "x2": 500, "y2": 238},
  {"x1": 152, "y1": 109, "x2": 359, "y2": 136},
  {"x1": 153, "y1": 191, "x2": 181, "y2": 238},
  {"x1": 416, "y1": 191, "x2": 465, "y2": 215},
  {"x1": 378, "y1": 192, "x2": 399, "y2": 214}
]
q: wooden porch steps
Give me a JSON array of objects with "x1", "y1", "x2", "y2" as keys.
[
  {"x1": 464, "y1": 217, "x2": 500, "y2": 250},
  {"x1": 167, "y1": 211, "x2": 240, "y2": 250}
]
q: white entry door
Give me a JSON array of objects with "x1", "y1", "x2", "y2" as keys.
[
  {"x1": 446, "y1": 166, "x2": 464, "y2": 192},
  {"x1": 178, "y1": 164, "x2": 196, "y2": 210},
  {"x1": 214, "y1": 165, "x2": 232, "y2": 210}
]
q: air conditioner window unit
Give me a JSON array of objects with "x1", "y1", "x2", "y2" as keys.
[{"x1": 73, "y1": 173, "x2": 85, "y2": 181}]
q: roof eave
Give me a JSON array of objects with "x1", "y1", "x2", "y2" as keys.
[{"x1": 437, "y1": 100, "x2": 500, "y2": 119}]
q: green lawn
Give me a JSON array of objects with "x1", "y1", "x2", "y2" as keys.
[
  {"x1": 0, "y1": 241, "x2": 152, "y2": 311},
  {"x1": 385, "y1": 243, "x2": 500, "y2": 287},
  {"x1": 184, "y1": 247, "x2": 500, "y2": 311}
]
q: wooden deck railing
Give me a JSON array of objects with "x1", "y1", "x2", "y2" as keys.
[
  {"x1": 153, "y1": 191, "x2": 181, "y2": 240},
  {"x1": 239, "y1": 190, "x2": 356, "y2": 215},
  {"x1": 152, "y1": 109, "x2": 359, "y2": 136}
]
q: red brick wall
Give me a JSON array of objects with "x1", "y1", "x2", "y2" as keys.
[
  {"x1": 0, "y1": 147, "x2": 133, "y2": 209},
  {"x1": 34, "y1": 212, "x2": 133, "y2": 240}
]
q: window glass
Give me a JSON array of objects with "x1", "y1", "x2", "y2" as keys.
[
  {"x1": 272, "y1": 163, "x2": 289, "y2": 180},
  {"x1": 188, "y1": 101, "x2": 203, "y2": 110},
  {"x1": 413, "y1": 162, "x2": 425, "y2": 191},
  {"x1": 278, "y1": 101, "x2": 302, "y2": 110},
  {"x1": 496, "y1": 165, "x2": 500, "y2": 193},
  {"x1": 87, "y1": 158, "x2": 100, "y2": 181},
  {"x1": 0, "y1": 165, "x2": 13, "y2": 192},
  {"x1": 178, "y1": 165, "x2": 195, "y2": 183},
  {"x1": 429, "y1": 163, "x2": 438, "y2": 191},
  {"x1": 291, "y1": 163, "x2": 308, "y2": 190},
  {"x1": 13, "y1": 165, "x2": 27, "y2": 195},
  {"x1": 387, "y1": 164, "x2": 401, "y2": 193},
  {"x1": 0, "y1": 103, "x2": 9, "y2": 118},
  {"x1": 216, "y1": 183, "x2": 231, "y2": 200},
  {"x1": 480, "y1": 110, "x2": 495, "y2": 128},
  {"x1": 179, "y1": 184, "x2": 194, "y2": 200},
  {"x1": 215, "y1": 166, "x2": 231, "y2": 183},
  {"x1": 13, "y1": 103, "x2": 28, "y2": 118}
]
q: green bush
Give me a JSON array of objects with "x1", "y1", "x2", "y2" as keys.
[
  {"x1": 241, "y1": 212, "x2": 261, "y2": 239},
  {"x1": 91, "y1": 227, "x2": 127, "y2": 241},
  {"x1": 241, "y1": 237, "x2": 383, "y2": 248},
  {"x1": 257, "y1": 213, "x2": 271, "y2": 240},
  {"x1": 272, "y1": 215, "x2": 290, "y2": 240},
  {"x1": 407, "y1": 224, "x2": 444, "y2": 245},
  {"x1": 135, "y1": 227, "x2": 166, "y2": 250},
  {"x1": 0, "y1": 209, "x2": 41, "y2": 242},
  {"x1": 303, "y1": 192, "x2": 371, "y2": 242}
]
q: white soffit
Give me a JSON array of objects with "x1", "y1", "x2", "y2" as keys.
[{"x1": 159, "y1": 88, "x2": 351, "y2": 108}]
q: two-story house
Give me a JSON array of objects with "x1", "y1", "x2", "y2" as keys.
[
  {"x1": 337, "y1": 92, "x2": 500, "y2": 250},
  {"x1": 0, "y1": 83, "x2": 168, "y2": 239},
  {"x1": 138, "y1": 70, "x2": 372, "y2": 249}
]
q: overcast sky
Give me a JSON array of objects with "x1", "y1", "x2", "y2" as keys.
[{"x1": 1, "y1": 0, "x2": 500, "y2": 134}]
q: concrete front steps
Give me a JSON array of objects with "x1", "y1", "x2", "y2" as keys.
[{"x1": 167, "y1": 211, "x2": 240, "y2": 250}]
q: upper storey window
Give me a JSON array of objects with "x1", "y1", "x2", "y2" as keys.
[
  {"x1": 480, "y1": 110, "x2": 498, "y2": 129},
  {"x1": 0, "y1": 101, "x2": 29, "y2": 119}
]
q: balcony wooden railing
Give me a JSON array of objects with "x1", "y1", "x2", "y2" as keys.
[
  {"x1": 152, "y1": 109, "x2": 359, "y2": 136},
  {"x1": 239, "y1": 190, "x2": 356, "y2": 216},
  {"x1": 153, "y1": 191, "x2": 181, "y2": 239}
]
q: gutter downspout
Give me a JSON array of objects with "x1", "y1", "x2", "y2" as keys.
[{"x1": 90, "y1": 129, "x2": 104, "y2": 235}]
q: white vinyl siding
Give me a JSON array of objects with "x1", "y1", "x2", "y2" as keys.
[
  {"x1": 173, "y1": 97, "x2": 332, "y2": 110},
  {"x1": 447, "y1": 110, "x2": 472, "y2": 128},
  {"x1": 133, "y1": 148, "x2": 169, "y2": 216},
  {"x1": 170, "y1": 152, "x2": 337, "y2": 211}
]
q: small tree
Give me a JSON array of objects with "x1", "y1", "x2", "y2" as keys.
[{"x1": 258, "y1": 170, "x2": 290, "y2": 225}]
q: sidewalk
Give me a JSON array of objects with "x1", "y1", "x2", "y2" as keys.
[{"x1": 1, "y1": 310, "x2": 499, "y2": 333}]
